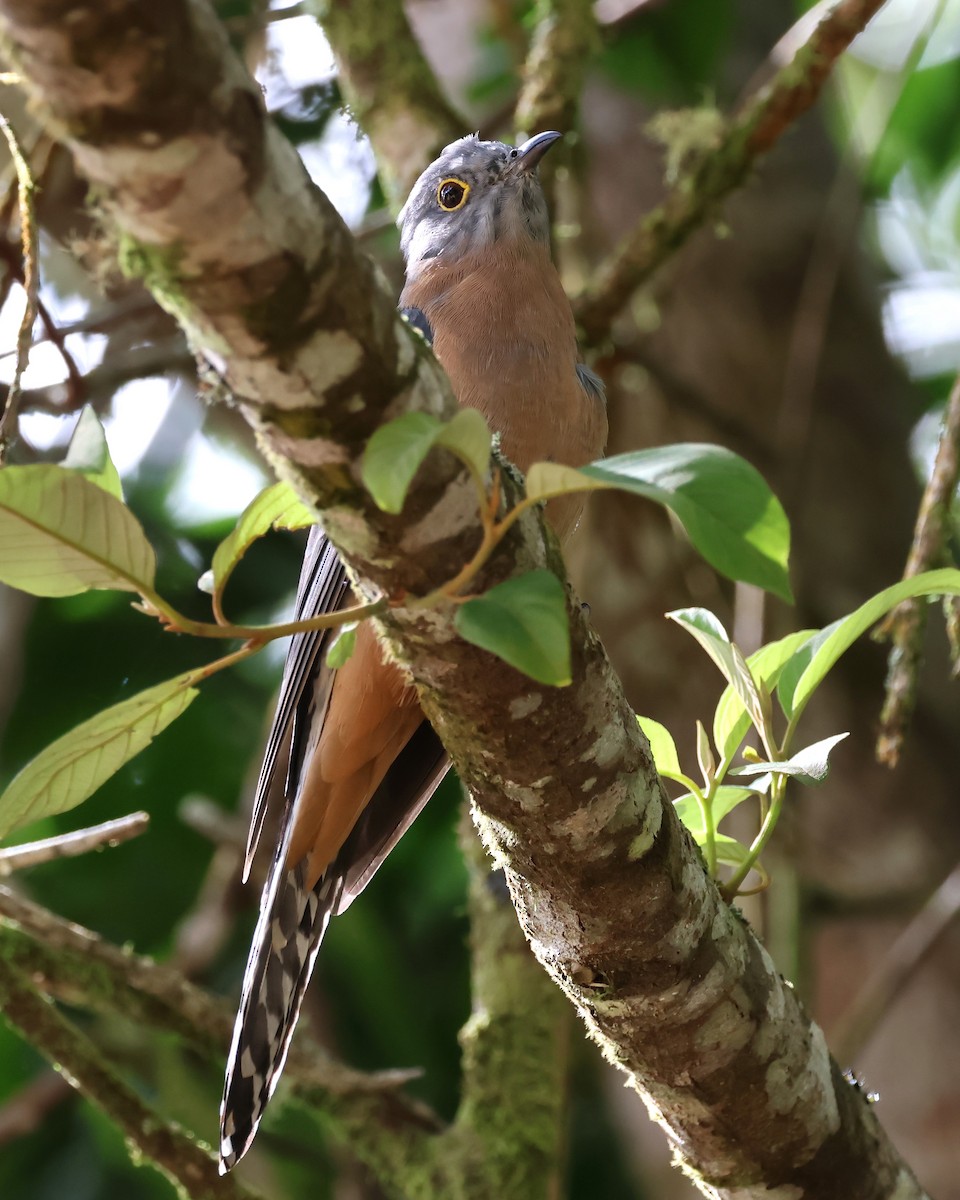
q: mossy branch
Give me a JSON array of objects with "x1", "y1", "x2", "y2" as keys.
[
  {"x1": 574, "y1": 0, "x2": 889, "y2": 344},
  {"x1": 0, "y1": 957, "x2": 260, "y2": 1200},
  {"x1": 0, "y1": 886, "x2": 447, "y2": 1192},
  {"x1": 311, "y1": 0, "x2": 464, "y2": 204},
  {"x1": 0, "y1": 891, "x2": 573, "y2": 1200},
  {"x1": 450, "y1": 803, "x2": 571, "y2": 1199},
  {"x1": 515, "y1": 0, "x2": 600, "y2": 138}
]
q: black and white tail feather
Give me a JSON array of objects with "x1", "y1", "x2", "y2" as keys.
[
  {"x1": 219, "y1": 526, "x2": 448, "y2": 1172},
  {"x1": 219, "y1": 858, "x2": 343, "y2": 1170}
]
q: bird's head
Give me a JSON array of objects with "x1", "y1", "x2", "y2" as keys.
[{"x1": 398, "y1": 131, "x2": 561, "y2": 281}]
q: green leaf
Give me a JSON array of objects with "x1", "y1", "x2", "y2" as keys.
[
  {"x1": 711, "y1": 786, "x2": 759, "y2": 824},
  {"x1": 668, "y1": 608, "x2": 766, "y2": 737},
  {"x1": 673, "y1": 793, "x2": 707, "y2": 839},
  {"x1": 63, "y1": 405, "x2": 123, "y2": 499},
  {"x1": 668, "y1": 607, "x2": 734, "y2": 675},
  {"x1": 0, "y1": 465, "x2": 156, "y2": 598},
  {"x1": 579, "y1": 444, "x2": 792, "y2": 601},
  {"x1": 674, "y1": 787, "x2": 757, "y2": 839},
  {"x1": 713, "y1": 629, "x2": 817, "y2": 760},
  {"x1": 363, "y1": 412, "x2": 443, "y2": 513},
  {"x1": 636, "y1": 715, "x2": 682, "y2": 777},
  {"x1": 732, "y1": 732, "x2": 849, "y2": 786},
  {"x1": 362, "y1": 410, "x2": 492, "y2": 515},
  {"x1": 712, "y1": 833, "x2": 760, "y2": 871},
  {"x1": 455, "y1": 569, "x2": 571, "y2": 686},
  {"x1": 210, "y1": 481, "x2": 315, "y2": 597},
  {"x1": 696, "y1": 718, "x2": 716, "y2": 783},
  {"x1": 778, "y1": 569, "x2": 960, "y2": 721},
  {"x1": 326, "y1": 622, "x2": 358, "y2": 668},
  {"x1": 434, "y1": 408, "x2": 492, "y2": 482},
  {"x1": 525, "y1": 462, "x2": 603, "y2": 504},
  {"x1": 0, "y1": 672, "x2": 199, "y2": 840}
]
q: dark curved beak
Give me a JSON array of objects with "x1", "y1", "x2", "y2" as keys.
[{"x1": 511, "y1": 130, "x2": 562, "y2": 173}]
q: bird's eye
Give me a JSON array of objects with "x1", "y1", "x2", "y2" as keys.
[
  {"x1": 437, "y1": 178, "x2": 470, "y2": 211},
  {"x1": 509, "y1": 148, "x2": 518, "y2": 158}
]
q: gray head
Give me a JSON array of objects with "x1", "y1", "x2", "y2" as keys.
[{"x1": 398, "y1": 131, "x2": 560, "y2": 281}]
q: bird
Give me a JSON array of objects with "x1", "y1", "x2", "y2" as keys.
[{"x1": 219, "y1": 130, "x2": 608, "y2": 1172}]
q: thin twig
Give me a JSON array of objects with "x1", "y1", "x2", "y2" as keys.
[
  {"x1": 0, "y1": 130, "x2": 54, "y2": 320},
  {"x1": 830, "y1": 859, "x2": 960, "y2": 1064},
  {"x1": 9, "y1": 342, "x2": 193, "y2": 416},
  {"x1": 0, "y1": 239, "x2": 86, "y2": 413},
  {"x1": 140, "y1": 592, "x2": 386, "y2": 643},
  {"x1": 0, "y1": 812, "x2": 150, "y2": 875},
  {"x1": 0, "y1": 295, "x2": 166, "y2": 361},
  {"x1": 0, "y1": 961, "x2": 262, "y2": 1200},
  {"x1": 0, "y1": 113, "x2": 38, "y2": 462},
  {"x1": 875, "y1": 370, "x2": 960, "y2": 766},
  {"x1": 173, "y1": 796, "x2": 249, "y2": 979},
  {"x1": 179, "y1": 795, "x2": 247, "y2": 850},
  {"x1": 574, "y1": 0, "x2": 888, "y2": 344}
]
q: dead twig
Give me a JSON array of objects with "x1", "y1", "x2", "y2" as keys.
[
  {"x1": 875, "y1": 370, "x2": 960, "y2": 767},
  {"x1": 0, "y1": 112, "x2": 38, "y2": 461},
  {"x1": 0, "y1": 812, "x2": 150, "y2": 875},
  {"x1": 831, "y1": 859, "x2": 960, "y2": 1064},
  {"x1": 0, "y1": 239, "x2": 86, "y2": 417}
]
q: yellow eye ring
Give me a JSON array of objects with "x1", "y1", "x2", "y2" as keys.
[{"x1": 437, "y1": 178, "x2": 470, "y2": 212}]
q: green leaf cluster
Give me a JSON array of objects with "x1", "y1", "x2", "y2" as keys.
[
  {"x1": 0, "y1": 413, "x2": 325, "y2": 844},
  {"x1": 638, "y1": 568, "x2": 960, "y2": 895}
]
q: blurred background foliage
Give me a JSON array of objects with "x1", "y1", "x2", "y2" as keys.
[{"x1": 1, "y1": 0, "x2": 960, "y2": 1196}]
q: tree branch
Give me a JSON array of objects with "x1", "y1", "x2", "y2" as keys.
[
  {"x1": 875, "y1": 369, "x2": 960, "y2": 766},
  {"x1": 0, "y1": 1, "x2": 928, "y2": 1194},
  {"x1": 830, "y1": 858, "x2": 960, "y2": 1065},
  {"x1": 0, "y1": 884, "x2": 435, "y2": 1105},
  {"x1": 0, "y1": 811, "x2": 150, "y2": 874},
  {"x1": 0, "y1": 888, "x2": 454, "y2": 1192},
  {"x1": 514, "y1": 0, "x2": 600, "y2": 137},
  {"x1": 0, "y1": 892, "x2": 582, "y2": 1199},
  {"x1": 0, "y1": 958, "x2": 262, "y2": 1200},
  {"x1": 574, "y1": 0, "x2": 888, "y2": 344},
  {"x1": 311, "y1": 0, "x2": 465, "y2": 204},
  {"x1": 6, "y1": 339, "x2": 194, "y2": 417},
  {"x1": 451, "y1": 805, "x2": 571, "y2": 1198}
]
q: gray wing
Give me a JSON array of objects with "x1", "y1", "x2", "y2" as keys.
[
  {"x1": 576, "y1": 361, "x2": 606, "y2": 404},
  {"x1": 400, "y1": 305, "x2": 433, "y2": 345},
  {"x1": 242, "y1": 526, "x2": 349, "y2": 881}
]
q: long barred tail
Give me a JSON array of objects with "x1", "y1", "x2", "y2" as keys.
[{"x1": 219, "y1": 862, "x2": 343, "y2": 1172}]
